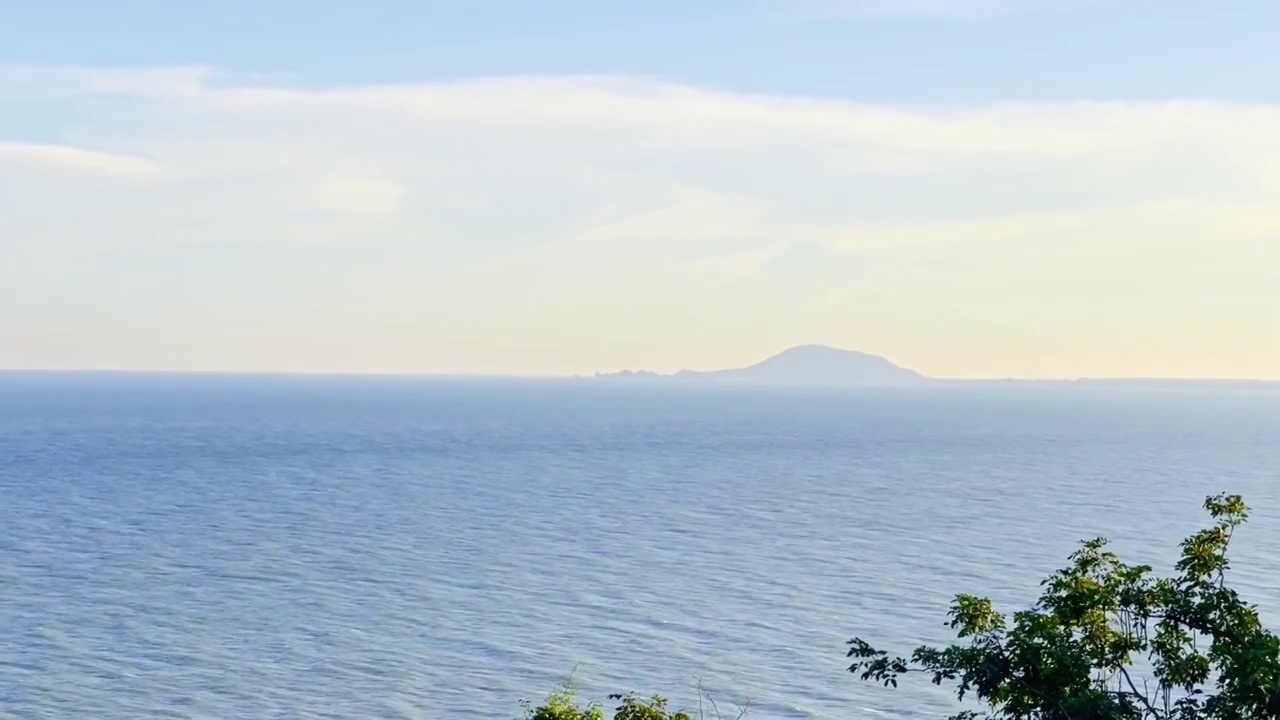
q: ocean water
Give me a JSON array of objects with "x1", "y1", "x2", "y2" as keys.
[{"x1": 3, "y1": 373, "x2": 1279, "y2": 719}]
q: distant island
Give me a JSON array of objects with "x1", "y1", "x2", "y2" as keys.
[
  {"x1": 595, "y1": 345, "x2": 926, "y2": 386},
  {"x1": 594, "y1": 345, "x2": 1278, "y2": 389}
]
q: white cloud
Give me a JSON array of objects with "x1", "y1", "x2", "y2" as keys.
[
  {"x1": 308, "y1": 175, "x2": 408, "y2": 215},
  {"x1": 0, "y1": 64, "x2": 217, "y2": 101},
  {"x1": 0, "y1": 142, "x2": 160, "y2": 178},
  {"x1": 0, "y1": 66, "x2": 1278, "y2": 377}
]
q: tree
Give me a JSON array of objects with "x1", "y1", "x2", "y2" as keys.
[
  {"x1": 521, "y1": 679, "x2": 746, "y2": 720},
  {"x1": 847, "y1": 493, "x2": 1280, "y2": 719},
  {"x1": 520, "y1": 680, "x2": 695, "y2": 720}
]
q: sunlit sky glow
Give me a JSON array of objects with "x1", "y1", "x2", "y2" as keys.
[{"x1": 2, "y1": 1, "x2": 1277, "y2": 379}]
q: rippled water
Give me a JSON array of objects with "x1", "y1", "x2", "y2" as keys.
[{"x1": 3, "y1": 373, "x2": 1279, "y2": 718}]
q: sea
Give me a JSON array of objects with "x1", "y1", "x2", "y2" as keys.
[{"x1": 3, "y1": 372, "x2": 1279, "y2": 719}]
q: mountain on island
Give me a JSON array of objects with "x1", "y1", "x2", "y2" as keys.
[{"x1": 595, "y1": 345, "x2": 926, "y2": 387}]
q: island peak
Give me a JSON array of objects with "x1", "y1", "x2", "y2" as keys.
[{"x1": 596, "y1": 345, "x2": 925, "y2": 387}]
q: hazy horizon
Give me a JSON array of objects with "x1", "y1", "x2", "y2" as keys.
[
  {"x1": 4, "y1": 342, "x2": 1279, "y2": 383},
  {"x1": 3, "y1": 2, "x2": 1278, "y2": 380}
]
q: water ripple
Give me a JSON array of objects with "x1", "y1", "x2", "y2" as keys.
[{"x1": 3, "y1": 376, "x2": 1279, "y2": 718}]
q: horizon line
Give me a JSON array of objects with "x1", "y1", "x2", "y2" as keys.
[{"x1": 2, "y1": 367, "x2": 1278, "y2": 385}]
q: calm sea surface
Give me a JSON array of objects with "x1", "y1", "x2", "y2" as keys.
[{"x1": 3, "y1": 373, "x2": 1279, "y2": 719}]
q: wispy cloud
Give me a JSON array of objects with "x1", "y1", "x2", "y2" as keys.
[
  {"x1": 1, "y1": 66, "x2": 1277, "y2": 377},
  {"x1": 0, "y1": 64, "x2": 217, "y2": 101},
  {"x1": 0, "y1": 142, "x2": 160, "y2": 178}
]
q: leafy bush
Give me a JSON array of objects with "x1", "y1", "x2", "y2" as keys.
[
  {"x1": 848, "y1": 493, "x2": 1280, "y2": 718},
  {"x1": 521, "y1": 680, "x2": 744, "y2": 720}
]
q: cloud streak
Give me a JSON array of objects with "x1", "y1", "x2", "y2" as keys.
[{"x1": 0, "y1": 142, "x2": 161, "y2": 178}]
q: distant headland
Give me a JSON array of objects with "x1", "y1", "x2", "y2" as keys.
[
  {"x1": 595, "y1": 345, "x2": 926, "y2": 386},
  {"x1": 593, "y1": 345, "x2": 1278, "y2": 389}
]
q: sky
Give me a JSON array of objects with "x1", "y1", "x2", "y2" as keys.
[{"x1": 2, "y1": 0, "x2": 1278, "y2": 379}]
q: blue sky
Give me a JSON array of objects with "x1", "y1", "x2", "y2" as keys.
[
  {"x1": 2, "y1": 1, "x2": 1278, "y2": 377},
  {"x1": 4, "y1": 1, "x2": 1277, "y2": 101}
]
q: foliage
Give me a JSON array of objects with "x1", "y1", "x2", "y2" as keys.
[
  {"x1": 522, "y1": 679, "x2": 747, "y2": 720},
  {"x1": 521, "y1": 680, "x2": 605, "y2": 720},
  {"x1": 847, "y1": 493, "x2": 1280, "y2": 719},
  {"x1": 520, "y1": 686, "x2": 692, "y2": 720}
]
